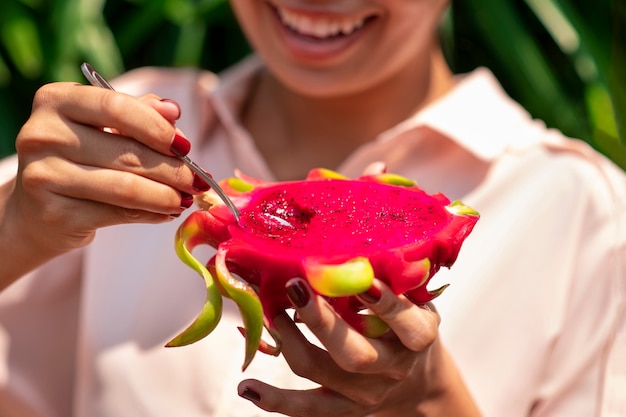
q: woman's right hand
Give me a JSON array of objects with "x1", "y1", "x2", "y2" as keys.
[{"x1": 0, "y1": 81, "x2": 205, "y2": 287}]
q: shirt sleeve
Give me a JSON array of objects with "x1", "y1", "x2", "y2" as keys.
[
  {"x1": 599, "y1": 163, "x2": 626, "y2": 417},
  {"x1": 533, "y1": 143, "x2": 626, "y2": 417},
  {"x1": 436, "y1": 138, "x2": 626, "y2": 417},
  {"x1": 0, "y1": 136, "x2": 82, "y2": 417}
]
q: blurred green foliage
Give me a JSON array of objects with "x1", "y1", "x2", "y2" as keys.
[{"x1": 0, "y1": 0, "x2": 624, "y2": 170}]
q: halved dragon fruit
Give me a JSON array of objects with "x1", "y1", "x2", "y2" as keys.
[{"x1": 168, "y1": 167, "x2": 479, "y2": 370}]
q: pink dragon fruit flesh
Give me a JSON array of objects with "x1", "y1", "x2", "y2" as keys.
[{"x1": 168, "y1": 168, "x2": 479, "y2": 370}]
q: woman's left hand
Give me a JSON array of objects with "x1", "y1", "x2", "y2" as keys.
[{"x1": 237, "y1": 278, "x2": 480, "y2": 417}]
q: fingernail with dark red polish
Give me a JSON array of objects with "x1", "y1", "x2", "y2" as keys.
[
  {"x1": 192, "y1": 173, "x2": 211, "y2": 192},
  {"x1": 180, "y1": 192, "x2": 194, "y2": 209},
  {"x1": 170, "y1": 134, "x2": 191, "y2": 157},
  {"x1": 160, "y1": 98, "x2": 181, "y2": 120},
  {"x1": 359, "y1": 284, "x2": 382, "y2": 304},
  {"x1": 240, "y1": 388, "x2": 261, "y2": 403},
  {"x1": 286, "y1": 279, "x2": 310, "y2": 308}
]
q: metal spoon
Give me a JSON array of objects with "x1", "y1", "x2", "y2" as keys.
[{"x1": 80, "y1": 62, "x2": 240, "y2": 221}]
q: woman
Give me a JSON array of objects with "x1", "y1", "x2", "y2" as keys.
[{"x1": 0, "y1": 0, "x2": 624, "y2": 416}]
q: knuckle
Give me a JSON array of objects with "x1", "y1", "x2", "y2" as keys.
[
  {"x1": 32, "y1": 83, "x2": 62, "y2": 109},
  {"x1": 300, "y1": 307, "x2": 328, "y2": 335},
  {"x1": 340, "y1": 347, "x2": 378, "y2": 374},
  {"x1": 118, "y1": 208, "x2": 144, "y2": 223},
  {"x1": 169, "y1": 163, "x2": 188, "y2": 187},
  {"x1": 20, "y1": 160, "x2": 52, "y2": 192},
  {"x1": 115, "y1": 208, "x2": 167, "y2": 225},
  {"x1": 115, "y1": 174, "x2": 143, "y2": 203},
  {"x1": 17, "y1": 121, "x2": 61, "y2": 157},
  {"x1": 114, "y1": 140, "x2": 146, "y2": 170},
  {"x1": 15, "y1": 123, "x2": 39, "y2": 154},
  {"x1": 99, "y1": 90, "x2": 128, "y2": 118},
  {"x1": 373, "y1": 295, "x2": 404, "y2": 322},
  {"x1": 405, "y1": 315, "x2": 439, "y2": 351}
]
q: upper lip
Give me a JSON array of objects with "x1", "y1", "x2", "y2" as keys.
[{"x1": 267, "y1": 1, "x2": 380, "y2": 38}]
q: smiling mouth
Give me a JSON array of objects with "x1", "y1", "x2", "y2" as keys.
[{"x1": 269, "y1": 3, "x2": 378, "y2": 41}]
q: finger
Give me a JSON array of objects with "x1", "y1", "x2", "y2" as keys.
[
  {"x1": 48, "y1": 123, "x2": 201, "y2": 195},
  {"x1": 36, "y1": 195, "x2": 172, "y2": 233},
  {"x1": 284, "y1": 279, "x2": 429, "y2": 379},
  {"x1": 272, "y1": 311, "x2": 399, "y2": 406},
  {"x1": 20, "y1": 88, "x2": 206, "y2": 196},
  {"x1": 140, "y1": 95, "x2": 182, "y2": 124},
  {"x1": 81, "y1": 95, "x2": 181, "y2": 135},
  {"x1": 24, "y1": 157, "x2": 189, "y2": 215},
  {"x1": 284, "y1": 278, "x2": 389, "y2": 372},
  {"x1": 357, "y1": 280, "x2": 440, "y2": 352},
  {"x1": 362, "y1": 161, "x2": 386, "y2": 175},
  {"x1": 238, "y1": 379, "x2": 363, "y2": 417},
  {"x1": 33, "y1": 82, "x2": 180, "y2": 156},
  {"x1": 12, "y1": 181, "x2": 172, "y2": 254}
]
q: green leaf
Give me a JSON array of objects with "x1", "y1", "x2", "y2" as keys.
[
  {"x1": 0, "y1": 3, "x2": 43, "y2": 78},
  {"x1": 451, "y1": 0, "x2": 589, "y2": 140},
  {"x1": 610, "y1": 0, "x2": 626, "y2": 145}
]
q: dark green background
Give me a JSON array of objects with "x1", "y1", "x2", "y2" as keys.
[{"x1": 1, "y1": 0, "x2": 624, "y2": 170}]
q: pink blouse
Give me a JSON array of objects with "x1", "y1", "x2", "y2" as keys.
[{"x1": 1, "y1": 56, "x2": 624, "y2": 417}]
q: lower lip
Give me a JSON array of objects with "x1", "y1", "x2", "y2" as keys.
[{"x1": 269, "y1": 8, "x2": 373, "y2": 63}]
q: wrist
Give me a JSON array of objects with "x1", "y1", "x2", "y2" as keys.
[
  {"x1": 414, "y1": 346, "x2": 482, "y2": 417},
  {"x1": 371, "y1": 342, "x2": 481, "y2": 417},
  {"x1": 0, "y1": 178, "x2": 65, "y2": 290}
]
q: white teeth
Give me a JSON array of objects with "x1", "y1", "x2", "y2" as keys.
[{"x1": 276, "y1": 7, "x2": 366, "y2": 38}]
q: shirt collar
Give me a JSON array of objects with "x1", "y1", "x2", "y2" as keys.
[
  {"x1": 197, "y1": 55, "x2": 262, "y2": 141},
  {"x1": 202, "y1": 56, "x2": 544, "y2": 162},
  {"x1": 379, "y1": 67, "x2": 545, "y2": 161}
]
